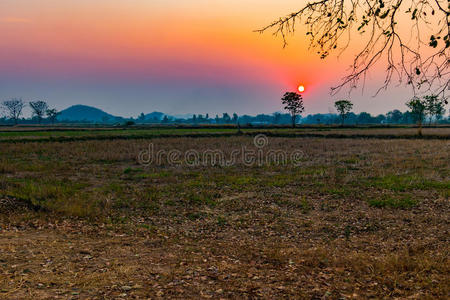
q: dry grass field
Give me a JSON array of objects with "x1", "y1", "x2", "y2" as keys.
[
  {"x1": 0, "y1": 126, "x2": 449, "y2": 142},
  {"x1": 0, "y1": 131, "x2": 449, "y2": 299}
]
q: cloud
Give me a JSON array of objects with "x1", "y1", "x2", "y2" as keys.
[{"x1": 0, "y1": 17, "x2": 31, "y2": 24}]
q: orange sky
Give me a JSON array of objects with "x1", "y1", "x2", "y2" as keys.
[{"x1": 0, "y1": 0, "x2": 417, "y2": 115}]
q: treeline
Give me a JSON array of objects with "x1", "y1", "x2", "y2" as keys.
[
  {"x1": 135, "y1": 110, "x2": 449, "y2": 125},
  {"x1": 1, "y1": 98, "x2": 448, "y2": 126},
  {"x1": 2, "y1": 109, "x2": 449, "y2": 126},
  {"x1": 0, "y1": 98, "x2": 58, "y2": 125}
]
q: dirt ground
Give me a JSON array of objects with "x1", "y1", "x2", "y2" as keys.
[{"x1": 0, "y1": 136, "x2": 449, "y2": 299}]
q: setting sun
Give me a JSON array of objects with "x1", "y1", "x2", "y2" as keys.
[{"x1": 298, "y1": 85, "x2": 305, "y2": 93}]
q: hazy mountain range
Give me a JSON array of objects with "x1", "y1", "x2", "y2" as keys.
[
  {"x1": 57, "y1": 105, "x2": 226, "y2": 123},
  {"x1": 53, "y1": 104, "x2": 448, "y2": 125},
  {"x1": 58, "y1": 105, "x2": 168, "y2": 123}
]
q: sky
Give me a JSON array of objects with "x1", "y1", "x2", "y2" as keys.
[{"x1": 0, "y1": 0, "x2": 417, "y2": 117}]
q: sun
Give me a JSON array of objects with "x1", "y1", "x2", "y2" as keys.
[{"x1": 298, "y1": 85, "x2": 305, "y2": 93}]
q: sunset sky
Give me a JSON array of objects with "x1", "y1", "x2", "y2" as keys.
[{"x1": 0, "y1": 0, "x2": 414, "y2": 117}]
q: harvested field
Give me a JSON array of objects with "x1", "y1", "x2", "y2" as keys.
[{"x1": 0, "y1": 133, "x2": 449, "y2": 299}]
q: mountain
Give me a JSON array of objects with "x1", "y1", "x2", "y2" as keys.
[
  {"x1": 144, "y1": 111, "x2": 165, "y2": 121},
  {"x1": 58, "y1": 105, "x2": 122, "y2": 123}
]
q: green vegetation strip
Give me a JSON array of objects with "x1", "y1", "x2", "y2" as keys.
[{"x1": 0, "y1": 131, "x2": 449, "y2": 143}]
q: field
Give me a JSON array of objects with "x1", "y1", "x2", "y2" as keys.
[
  {"x1": 0, "y1": 126, "x2": 449, "y2": 142},
  {"x1": 0, "y1": 127, "x2": 449, "y2": 299}
]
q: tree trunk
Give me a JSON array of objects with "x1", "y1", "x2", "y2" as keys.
[
  {"x1": 292, "y1": 115, "x2": 296, "y2": 128},
  {"x1": 417, "y1": 120, "x2": 422, "y2": 136}
]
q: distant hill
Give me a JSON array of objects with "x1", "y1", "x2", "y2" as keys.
[
  {"x1": 144, "y1": 112, "x2": 165, "y2": 121},
  {"x1": 58, "y1": 105, "x2": 122, "y2": 123}
]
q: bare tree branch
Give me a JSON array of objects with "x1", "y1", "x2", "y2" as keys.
[{"x1": 257, "y1": 0, "x2": 449, "y2": 102}]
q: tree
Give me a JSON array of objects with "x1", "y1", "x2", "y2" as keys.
[
  {"x1": 46, "y1": 108, "x2": 59, "y2": 125},
  {"x1": 375, "y1": 114, "x2": 387, "y2": 124},
  {"x1": 387, "y1": 109, "x2": 403, "y2": 123},
  {"x1": 273, "y1": 112, "x2": 282, "y2": 124},
  {"x1": 433, "y1": 101, "x2": 446, "y2": 123},
  {"x1": 401, "y1": 111, "x2": 414, "y2": 124},
  {"x1": 232, "y1": 113, "x2": 239, "y2": 123},
  {"x1": 281, "y1": 92, "x2": 305, "y2": 128},
  {"x1": 222, "y1": 113, "x2": 231, "y2": 123},
  {"x1": 406, "y1": 97, "x2": 426, "y2": 135},
  {"x1": 424, "y1": 95, "x2": 446, "y2": 124},
  {"x1": 334, "y1": 100, "x2": 353, "y2": 126},
  {"x1": 258, "y1": 0, "x2": 449, "y2": 99},
  {"x1": 138, "y1": 113, "x2": 146, "y2": 123},
  {"x1": 29, "y1": 100, "x2": 48, "y2": 124},
  {"x1": 1, "y1": 98, "x2": 25, "y2": 125},
  {"x1": 357, "y1": 112, "x2": 372, "y2": 124}
]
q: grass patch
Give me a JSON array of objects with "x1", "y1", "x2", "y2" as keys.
[
  {"x1": 365, "y1": 174, "x2": 450, "y2": 192},
  {"x1": 299, "y1": 196, "x2": 312, "y2": 213},
  {"x1": 368, "y1": 195, "x2": 417, "y2": 209},
  {"x1": 123, "y1": 167, "x2": 144, "y2": 174},
  {"x1": 185, "y1": 192, "x2": 220, "y2": 207}
]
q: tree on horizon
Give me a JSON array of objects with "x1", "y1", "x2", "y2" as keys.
[
  {"x1": 46, "y1": 108, "x2": 59, "y2": 125},
  {"x1": 406, "y1": 97, "x2": 426, "y2": 135},
  {"x1": 335, "y1": 100, "x2": 354, "y2": 126},
  {"x1": 1, "y1": 98, "x2": 25, "y2": 125},
  {"x1": 281, "y1": 92, "x2": 305, "y2": 128},
  {"x1": 424, "y1": 95, "x2": 446, "y2": 125},
  {"x1": 29, "y1": 100, "x2": 49, "y2": 124}
]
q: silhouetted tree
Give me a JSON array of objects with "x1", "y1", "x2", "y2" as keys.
[
  {"x1": 375, "y1": 114, "x2": 386, "y2": 124},
  {"x1": 232, "y1": 113, "x2": 238, "y2": 123},
  {"x1": 46, "y1": 108, "x2": 59, "y2": 125},
  {"x1": 334, "y1": 100, "x2": 353, "y2": 126},
  {"x1": 258, "y1": 0, "x2": 449, "y2": 98},
  {"x1": 424, "y1": 95, "x2": 446, "y2": 125},
  {"x1": 387, "y1": 109, "x2": 403, "y2": 124},
  {"x1": 281, "y1": 92, "x2": 305, "y2": 128},
  {"x1": 406, "y1": 97, "x2": 426, "y2": 135},
  {"x1": 401, "y1": 111, "x2": 414, "y2": 124},
  {"x1": 138, "y1": 113, "x2": 146, "y2": 123},
  {"x1": 434, "y1": 103, "x2": 446, "y2": 123},
  {"x1": 1, "y1": 98, "x2": 25, "y2": 125},
  {"x1": 223, "y1": 113, "x2": 231, "y2": 123},
  {"x1": 357, "y1": 112, "x2": 372, "y2": 124},
  {"x1": 273, "y1": 112, "x2": 282, "y2": 124},
  {"x1": 29, "y1": 100, "x2": 48, "y2": 124}
]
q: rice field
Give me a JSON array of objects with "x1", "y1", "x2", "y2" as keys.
[{"x1": 0, "y1": 129, "x2": 449, "y2": 298}]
